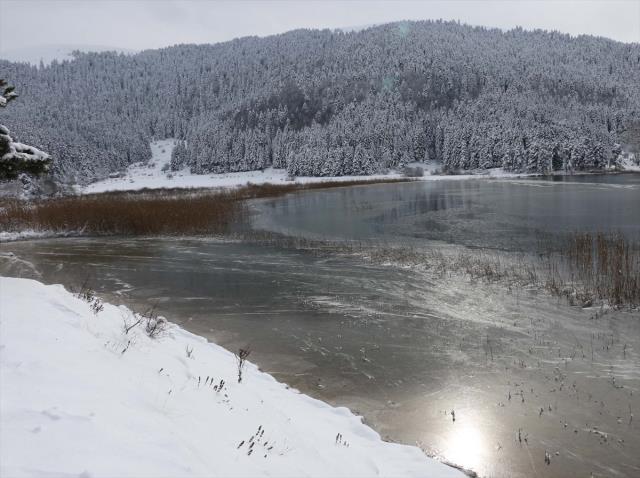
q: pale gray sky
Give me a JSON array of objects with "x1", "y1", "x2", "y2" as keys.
[{"x1": 1, "y1": 0, "x2": 639, "y2": 56}]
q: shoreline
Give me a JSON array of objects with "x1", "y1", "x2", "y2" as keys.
[
  {"x1": 75, "y1": 139, "x2": 639, "y2": 196},
  {"x1": 76, "y1": 137, "x2": 639, "y2": 196},
  {"x1": 3, "y1": 169, "x2": 639, "y2": 244}
]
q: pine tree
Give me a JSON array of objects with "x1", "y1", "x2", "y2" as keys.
[{"x1": 0, "y1": 79, "x2": 51, "y2": 181}]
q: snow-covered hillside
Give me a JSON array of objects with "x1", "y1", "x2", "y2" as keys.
[
  {"x1": 0, "y1": 277, "x2": 463, "y2": 477},
  {"x1": 6, "y1": 22, "x2": 639, "y2": 182}
]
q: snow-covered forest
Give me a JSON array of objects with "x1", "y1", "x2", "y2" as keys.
[{"x1": 1, "y1": 20, "x2": 639, "y2": 183}]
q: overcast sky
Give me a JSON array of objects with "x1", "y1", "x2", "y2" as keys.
[{"x1": 1, "y1": 0, "x2": 639, "y2": 55}]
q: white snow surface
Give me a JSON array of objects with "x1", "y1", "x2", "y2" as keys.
[
  {"x1": 0, "y1": 276, "x2": 463, "y2": 478},
  {"x1": 0, "y1": 230, "x2": 55, "y2": 243},
  {"x1": 81, "y1": 139, "x2": 529, "y2": 194},
  {"x1": 618, "y1": 152, "x2": 640, "y2": 172}
]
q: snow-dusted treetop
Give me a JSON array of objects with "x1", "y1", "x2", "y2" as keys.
[{"x1": 0, "y1": 81, "x2": 18, "y2": 107}]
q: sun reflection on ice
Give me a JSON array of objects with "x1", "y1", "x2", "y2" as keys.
[{"x1": 442, "y1": 421, "x2": 487, "y2": 473}]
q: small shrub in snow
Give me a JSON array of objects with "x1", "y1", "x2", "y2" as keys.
[
  {"x1": 120, "y1": 305, "x2": 170, "y2": 339},
  {"x1": 122, "y1": 313, "x2": 144, "y2": 335},
  {"x1": 335, "y1": 433, "x2": 350, "y2": 447},
  {"x1": 75, "y1": 279, "x2": 103, "y2": 315},
  {"x1": 145, "y1": 314, "x2": 167, "y2": 339},
  {"x1": 235, "y1": 347, "x2": 251, "y2": 383},
  {"x1": 402, "y1": 166, "x2": 424, "y2": 177},
  {"x1": 237, "y1": 425, "x2": 272, "y2": 457},
  {"x1": 90, "y1": 298, "x2": 104, "y2": 314}
]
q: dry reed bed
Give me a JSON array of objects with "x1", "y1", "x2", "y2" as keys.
[
  {"x1": 367, "y1": 233, "x2": 639, "y2": 308},
  {"x1": 238, "y1": 230, "x2": 640, "y2": 308},
  {"x1": 545, "y1": 232, "x2": 640, "y2": 307},
  {"x1": 0, "y1": 178, "x2": 409, "y2": 236},
  {"x1": 0, "y1": 193, "x2": 242, "y2": 236}
]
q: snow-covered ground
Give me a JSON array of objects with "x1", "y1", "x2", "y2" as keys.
[
  {"x1": 81, "y1": 140, "x2": 530, "y2": 194},
  {"x1": 618, "y1": 152, "x2": 640, "y2": 172},
  {"x1": 0, "y1": 276, "x2": 463, "y2": 478},
  {"x1": 0, "y1": 230, "x2": 61, "y2": 243}
]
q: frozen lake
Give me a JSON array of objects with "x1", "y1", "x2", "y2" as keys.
[
  {"x1": 2, "y1": 174, "x2": 639, "y2": 478},
  {"x1": 252, "y1": 173, "x2": 640, "y2": 248}
]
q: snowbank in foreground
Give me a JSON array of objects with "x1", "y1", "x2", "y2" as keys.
[
  {"x1": 80, "y1": 140, "x2": 528, "y2": 194},
  {"x1": 0, "y1": 277, "x2": 463, "y2": 478}
]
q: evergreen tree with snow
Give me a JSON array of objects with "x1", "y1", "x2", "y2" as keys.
[{"x1": 0, "y1": 79, "x2": 51, "y2": 180}]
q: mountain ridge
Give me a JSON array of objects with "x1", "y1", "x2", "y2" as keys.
[{"x1": 1, "y1": 20, "x2": 638, "y2": 184}]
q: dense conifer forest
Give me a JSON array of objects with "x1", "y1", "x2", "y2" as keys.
[{"x1": 1, "y1": 20, "x2": 638, "y2": 183}]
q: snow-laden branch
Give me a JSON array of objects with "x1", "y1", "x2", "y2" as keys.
[
  {"x1": 1, "y1": 139, "x2": 50, "y2": 163},
  {"x1": 0, "y1": 79, "x2": 51, "y2": 181}
]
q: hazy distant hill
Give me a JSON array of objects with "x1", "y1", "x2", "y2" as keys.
[
  {"x1": 1, "y1": 21, "x2": 638, "y2": 183},
  {"x1": 0, "y1": 44, "x2": 136, "y2": 66}
]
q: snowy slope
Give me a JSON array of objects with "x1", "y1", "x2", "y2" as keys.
[
  {"x1": 0, "y1": 277, "x2": 463, "y2": 478},
  {"x1": 81, "y1": 140, "x2": 527, "y2": 194}
]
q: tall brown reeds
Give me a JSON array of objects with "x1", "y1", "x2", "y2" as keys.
[
  {"x1": 558, "y1": 232, "x2": 640, "y2": 307},
  {"x1": 0, "y1": 191, "x2": 243, "y2": 236},
  {"x1": 0, "y1": 178, "x2": 408, "y2": 237}
]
